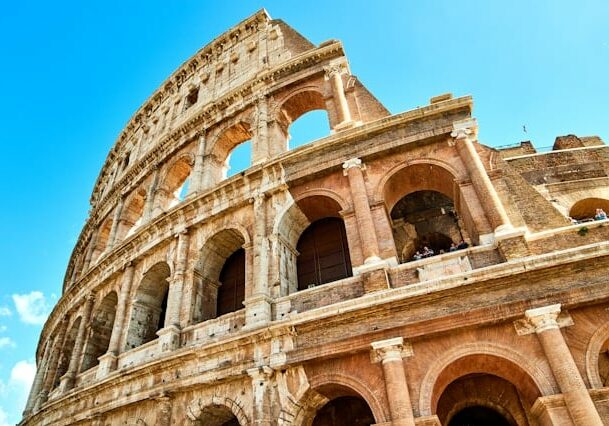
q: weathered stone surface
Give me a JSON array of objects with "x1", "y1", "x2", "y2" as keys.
[{"x1": 22, "y1": 9, "x2": 609, "y2": 426}]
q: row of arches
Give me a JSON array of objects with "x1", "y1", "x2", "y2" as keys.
[{"x1": 80, "y1": 98, "x2": 333, "y2": 274}]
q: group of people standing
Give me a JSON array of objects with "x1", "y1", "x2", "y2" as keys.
[{"x1": 411, "y1": 240, "x2": 469, "y2": 261}]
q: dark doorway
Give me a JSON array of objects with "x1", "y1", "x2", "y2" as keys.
[
  {"x1": 297, "y1": 217, "x2": 352, "y2": 290},
  {"x1": 156, "y1": 289, "x2": 169, "y2": 332},
  {"x1": 448, "y1": 405, "x2": 511, "y2": 426},
  {"x1": 312, "y1": 396, "x2": 374, "y2": 426},
  {"x1": 217, "y1": 248, "x2": 246, "y2": 316}
]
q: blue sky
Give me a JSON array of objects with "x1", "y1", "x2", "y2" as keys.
[{"x1": 0, "y1": 1, "x2": 607, "y2": 423}]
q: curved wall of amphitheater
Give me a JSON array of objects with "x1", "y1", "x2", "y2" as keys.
[{"x1": 22, "y1": 10, "x2": 609, "y2": 426}]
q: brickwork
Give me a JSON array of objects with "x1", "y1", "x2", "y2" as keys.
[{"x1": 22, "y1": 10, "x2": 609, "y2": 426}]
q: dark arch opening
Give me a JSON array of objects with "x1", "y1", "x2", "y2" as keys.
[
  {"x1": 125, "y1": 262, "x2": 170, "y2": 349},
  {"x1": 599, "y1": 337, "x2": 609, "y2": 386},
  {"x1": 80, "y1": 291, "x2": 118, "y2": 372},
  {"x1": 569, "y1": 197, "x2": 609, "y2": 221},
  {"x1": 312, "y1": 396, "x2": 375, "y2": 426},
  {"x1": 391, "y1": 190, "x2": 464, "y2": 261},
  {"x1": 217, "y1": 248, "x2": 246, "y2": 316},
  {"x1": 296, "y1": 217, "x2": 352, "y2": 290},
  {"x1": 448, "y1": 405, "x2": 511, "y2": 426}
]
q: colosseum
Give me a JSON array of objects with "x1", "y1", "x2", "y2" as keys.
[{"x1": 20, "y1": 9, "x2": 609, "y2": 426}]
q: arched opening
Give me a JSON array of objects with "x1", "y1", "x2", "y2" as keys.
[
  {"x1": 382, "y1": 164, "x2": 476, "y2": 262},
  {"x1": 124, "y1": 262, "x2": 170, "y2": 349},
  {"x1": 439, "y1": 375, "x2": 520, "y2": 426},
  {"x1": 80, "y1": 292, "x2": 118, "y2": 372},
  {"x1": 311, "y1": 384, "x2": 376, "y2": 426},
  {"x1": 296, "y1": 218, "x2": 352, "y2": 290},
  {"x1": 569, "y1": 197, "x2": 609, "y2": 221},
  {"x1": 391, "y1": 190, "x2": 464, "y2": 261},
  {"x1": 90, "y1": 217, "x2": 113, "y2": 264},
  {"x1": 275, "y1": 194, "x2": 353, "y2": 294},
  {"x1": 598, "y1": 337, "x2": 609, "y2": 386},
  {"x1": 226, "y1": 139, "x2": 252, "y2": 178},
  {"x1": 53, "y1": 317, "x2": 81, "y2": 389},
  {"x1": 430, "y1": 355, "x2": 542, "y2": 425},
  {"x1": 193, "y1": 229, "x2": 247, "y2": 322},
  {"x1": 213, "y1": 122, "x2": 253, "y2": 180},
  {"x1": 119, "y1": 190, "x2": 146, "y2": 239},
  {"x1": 279, "y1": 90, "x2": 330, "y2": 151},
  {"x1": 157, "y1": 157, "x2": 193, "y2": 211},
  {"x1": 448, "y1": 405, "x2": 512, "y2": 426},
  {"x1": 288, "y1": 110, "x2": 330, "y2": 149},
  {"x1": 217, "y1": 248, "x2": 246, "y2": 316},
  {"x1": 192, "y1": 404, "x2": 240, "y2": 426}
]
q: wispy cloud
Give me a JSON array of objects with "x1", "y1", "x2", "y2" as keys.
[
  {"x1": 0, "y1": 359, "x2": 35, "y2": 425},
  {"x1": 12, "y1": 292, "x2": 51, "y2": 325},
  {"x1": 0, "y1": 338, "x2": 15, "y2": 350}
]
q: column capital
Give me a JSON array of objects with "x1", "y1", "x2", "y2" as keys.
[
  {"x1": 342, "y1": 157, "x2": 363, "y2": 173},
  {"x1": 450, "y1": 118, "x2": 478, "y2": 141},
  {"x1": 323, "y1": 63, "x2": 346, "y2": 79},
  {"x1": 524, "y1": 304, "x2": 562, "y2": 333},
  {"x1": 371, "y1": 337, "x2": 413, "y2": 364}
]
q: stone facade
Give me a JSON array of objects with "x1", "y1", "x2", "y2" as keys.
[{"x1": 21, "y1": 10, "x2": 609, "y2": 426}]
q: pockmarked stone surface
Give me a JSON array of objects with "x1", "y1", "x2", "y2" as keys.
[{"x1": 21, "y1": 9, "x2": 609, "y2": 426}]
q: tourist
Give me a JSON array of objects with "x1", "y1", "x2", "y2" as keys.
[
  {"x1": 595, "y1": 208, "x2": 607, "y2": 220},
  {"x1": 457, "y1": 240, "x2": 469, "y2": 250}
]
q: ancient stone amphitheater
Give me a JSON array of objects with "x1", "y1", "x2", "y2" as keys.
[{"x1": 21, "y1": 9, "x2": 609, "y2": 426}]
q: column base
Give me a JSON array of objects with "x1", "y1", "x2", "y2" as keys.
[
  {"x1": 332, "y1": 120, "x2": 361, "y2": 132},
  {"x1": 96, "y1": 352, "x2": 118, "y2": 379},
  {"x1": 58, "y1": 373, "x2": 75, "y2": 393},
  {"x1": 157, "y1": 325, "x2": 181, "y2": 353},
  {"x1": 243, "y1": 295, "x2": 272, "y2": 330}
]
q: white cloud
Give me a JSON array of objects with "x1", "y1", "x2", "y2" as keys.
[
  {"x1": 0, "y1": 338, "x2": 15, "y2": 349},
  {"x1": 12, "y1": 292, "x2": 51, "y2": 325},
  {"x1": 0, "y1": 307, "x2": 10, "y2": 317}
]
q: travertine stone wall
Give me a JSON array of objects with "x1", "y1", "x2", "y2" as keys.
[{"x1": 22, "y1": 9, "x2": 609, "y2": 426}]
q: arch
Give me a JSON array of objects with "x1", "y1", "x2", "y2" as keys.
[
  {"x1": 210, "y1": 121, "x2": 253, "y2": 179},
  {"x1": 91, "y1": 216, "x2": 114, "y2": 264},
  {"x1": 118, "y1": 188, "x2": 146, "y2": 240},
  {"x1": 307, "y1": 372, "x2": 388, "y2": 424},
  {"x1": 80, "y1": 291, "x2": 118, "y2": 372},
  {"x1": 391, "y1": 190, "x2": 465, "y2": 261},
  {"x1": 380, "y1": 161, "x2": 462, "y2": 214},
  {"x1": 187, "y1": 395, "x2": 249, "y2": 426},
  {"x1": 419, "y1": 343, "x2": 553, "y2": 416},
  {"x1": 124, "y1": 262, "x2": 171, "y2": 350},
  {"x1": 194, "y1": 228, "x2": 249, "y2": 322},
  {"x1": 53, "y1": 316, "x2": 81, "y2": 389},
  {"x1": 274, "y1": 193, "x2": 351, "y2": 296},
  {"x1": 157, "y1": 153, "x2": 194, "y2": 211},
  {"x1": 296, "y1": 217, "x2": 352, "y2": 290},
  {"x1": 569, "y1": 197, "x2": 609, "y2": 220},
  {"x1": 276, "y1": 88, "x2": 331, "y2": 150},
  {"x1": 585, "y1": 321, "x2": 609, "y2": 388}
]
